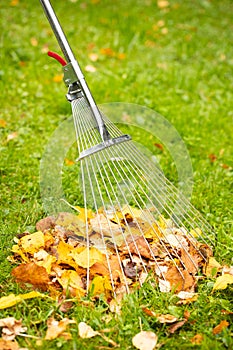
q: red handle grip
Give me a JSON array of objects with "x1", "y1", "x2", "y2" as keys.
[{"x1": 48, "y1": 51, "x2": 67, "y2": 66}]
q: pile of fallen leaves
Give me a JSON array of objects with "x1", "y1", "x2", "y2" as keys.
[{"x1": 6, "y1": 206, "x2": 233, "y2": 302}]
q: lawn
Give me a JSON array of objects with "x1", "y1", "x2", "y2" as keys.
[{"x1": 0, "y1": 0, "x2": 233, "y2": 349}]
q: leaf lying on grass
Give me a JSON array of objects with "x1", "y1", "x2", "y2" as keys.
[
  {"x1": 0, "y1": 317, "x2": 27, "y2": 341},
  {"x1": 132, "y1": 331, "x2": 158, "y2": 350},
  {"x1": 212, "y1": 274, "x2": 233, "y2": 291},
  {"x1": 0, "y1": 291, "x2": 46, "y2": 310},
  {"x1": 0, "y1": 339, "x2": 23, "y2": 350},
  {"x1": 212, "y1": 320, "x2": 229, "y2": 335},
  {"x1": 78, "y1": 322, "x2": 118, "y2": 347},
  {"x1": 45, "y1": 318, "x2": 75, "y2": 340}
]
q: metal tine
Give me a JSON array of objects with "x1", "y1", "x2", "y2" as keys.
[
  {"x1": 74, "y1": 104, "x2": 201, "y2": 269},
  {"x1": 74, "y1": 99, "x2": 213, "y2": 248},
  {"x1": 102, "y1": 113, "x2": 215, "y2": 245},
  {"x1": 72, "y1": 100, "x2": 168, "y2": 285},
  {"x1": 72, "y1": 101, "x2": 187, "y2": 281},
  {"x1": 73, "y1": 102, "x2": 119, "y2": 295},
  {"x1": 74, "y1": 100, "x2": 209, "y2": 253},
  {"x1": 73, "y1": 101, "x2": 155, "y2": 276},
  {"x1": 73, "y1": 100, "x2": 135, "y2": 293}
]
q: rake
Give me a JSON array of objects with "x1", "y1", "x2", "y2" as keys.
[{"x1": 39, "y1": 0, "x2": 215, "y2": 296}]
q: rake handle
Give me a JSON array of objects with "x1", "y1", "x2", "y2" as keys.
[{"x1": 39, "y1": 0, "x2": 75, "y2": 64}]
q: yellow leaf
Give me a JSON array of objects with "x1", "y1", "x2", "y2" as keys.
[
  {"x1": 157, "y1": 0, "x2": 169, "y2": 9},
  {"x1": 56, "y1": 240, "x2": 79, "y2": 269},
  {"x1": 53, "y1": 74, "x2": 63, "y2": 82},
  {"x1": 89, "y1": 275, "x2": 112, "y2": 296},
  {"x1": 34, "y1": 250, "x2": 56, "y2": 274},
  {"x1": 30, "y1": 37, "x2": 38, "y2": 46},
  {"x1": 75, "y1": 206, "x2": 94, "y2": 221},
  {"x1": 0, "y1": 119, "x2": 7, "y2": 128},
  {"x1": 0, "y1": 291, "x2": 45, "y2": 310},
  {"x1": 20, "y1": 231, "x2": 45, "y2": 254},
  {"x1": 204, "y1": 257, "x2": 222, "y2": 277},
  {"x1": 11, "y1": 244, "x2": 29, "y2": 262},
  {"x1": 55, "y1": 212, "x2": 86, "y2": 235},
  {"x1": 70, "y1": 247, "x2": 104, "y2": 268},
  {"x1": 57, "y1": 270, "x2": 85, "y2": 298},
  {"x1": 213, "y1": 274, "x2": 233, "y2": 291},
  {"x1": 88, "y1": 53, "x2": 99, "y2": 62},
  {"x1": 132, "y1": 331, "x2": 158, "y2": 350}
]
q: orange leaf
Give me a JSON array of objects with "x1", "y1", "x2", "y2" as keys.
[
  {"x1": 100, "y1": 47, "x2": 115, "y2": 57},
  {"x1": 64, "y1": 158, "x2": 75, "y2": 166},
  {"x1": 12, "y1": 263, "x2": 50, "y2": 291},
  {"x1": 168, "y1": 319, "x2": 187, "y2": 333},
  {"x1": 53, "y1": 74, "x2": 63, "y2": 82},
  {"x1": 212, "y1": 320, "x2": 229, "y2": 335},
  {"x1": 0, "y1": 119, "x2": 7, "y2": 128},
  {"x1": 10, "y1": 0, "x2": 19, "y2": 6},
  {"x1": 208, "y1": 153, "x2": 217, "y2": 162},
  {"x1": 190, "y1": 334, "x2": 204, "y2": 344},
  {"x1": 0, "y1": 339, "x2": 20, "y2": 350}
]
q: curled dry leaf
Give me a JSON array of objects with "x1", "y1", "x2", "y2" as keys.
[
  {"x1": 0, "y1": 317, "x2": 27, "y2": 341},
  {"x1": 132, "y1": 331, "x2": 158, "y2": 350},
  {"x1": 45, "y1": 317, "x2": 75, "y2": 340},
  {"x1": 168, "y1": 319, "x2": 187, "y2": 334},
  {"x1": 156, "y1": 314, "x2": 178, "y2": 324}
]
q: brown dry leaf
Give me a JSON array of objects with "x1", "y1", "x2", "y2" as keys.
[
  {"x1": 180, "y1": 248, "x2": 198, "y2": 275},
  {"x1": 12, "y1": 263, "x2": 50, "y2": 291},
  {"x1": 204, "y1": 257, "x2": 222, "y2": 277},
  {"x1": 132, "y1": 331, "x2": 158, "y2": 350},
  {"x1": 90, "y1": 254, "x2": 123, "y2": 281},
  {"x1": 156, "y1": 314, "x2": 178, "y2": 324},
  {"x1": 45, "y1": 317, "x2": 75, "y2": 340},
  {"x1": 165, "y1": 266, "x2": 195, "y2": 292},
  {"x1": 6, "y1": 132, "x2": 18, "y2": 142},
  {"x1": 0, "y1": 317, "x2": 27, "y2": 341},
  {"x1": 0, "y1": 339, "x2": 21, "y2": 350},
  {"x1": 168, "y1": 319, "x2": 187, "y2": 334},
  {"x1": 36, "y1": 216, "x2": 55, "y2": 231},
  {"x1": 212, "y1": 274, "x2": 233, "y2": 291},
  {"x1": 190, "y1": 334, "x2": 204, "y2": 344},
  {"x1": 0, "y1": 291, "x2": 45, "y2": 310},
  {"x1": 142, "y1": 308, "x2": 156, "y2": 317},
  {"x1": 212, "y1": 320, "x2": 229, "y2": 335},
  {"x1": 122, "y1": 236, "x2": 152, "y2": 259},
  {"x1": 20, "y1": 231, "x2": 45, "y2": 254},
  {"x1": 78, "y1": 322, "x2": 99, "y2": 338}
]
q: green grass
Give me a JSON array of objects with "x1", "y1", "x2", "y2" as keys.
[{"x1": 0, "y1": 0, "x2": 232, "y2": 348}]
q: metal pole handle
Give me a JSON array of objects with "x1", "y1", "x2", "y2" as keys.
[{"x1": 39, "y1": 0, "x2": 75, "y2": 63}]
